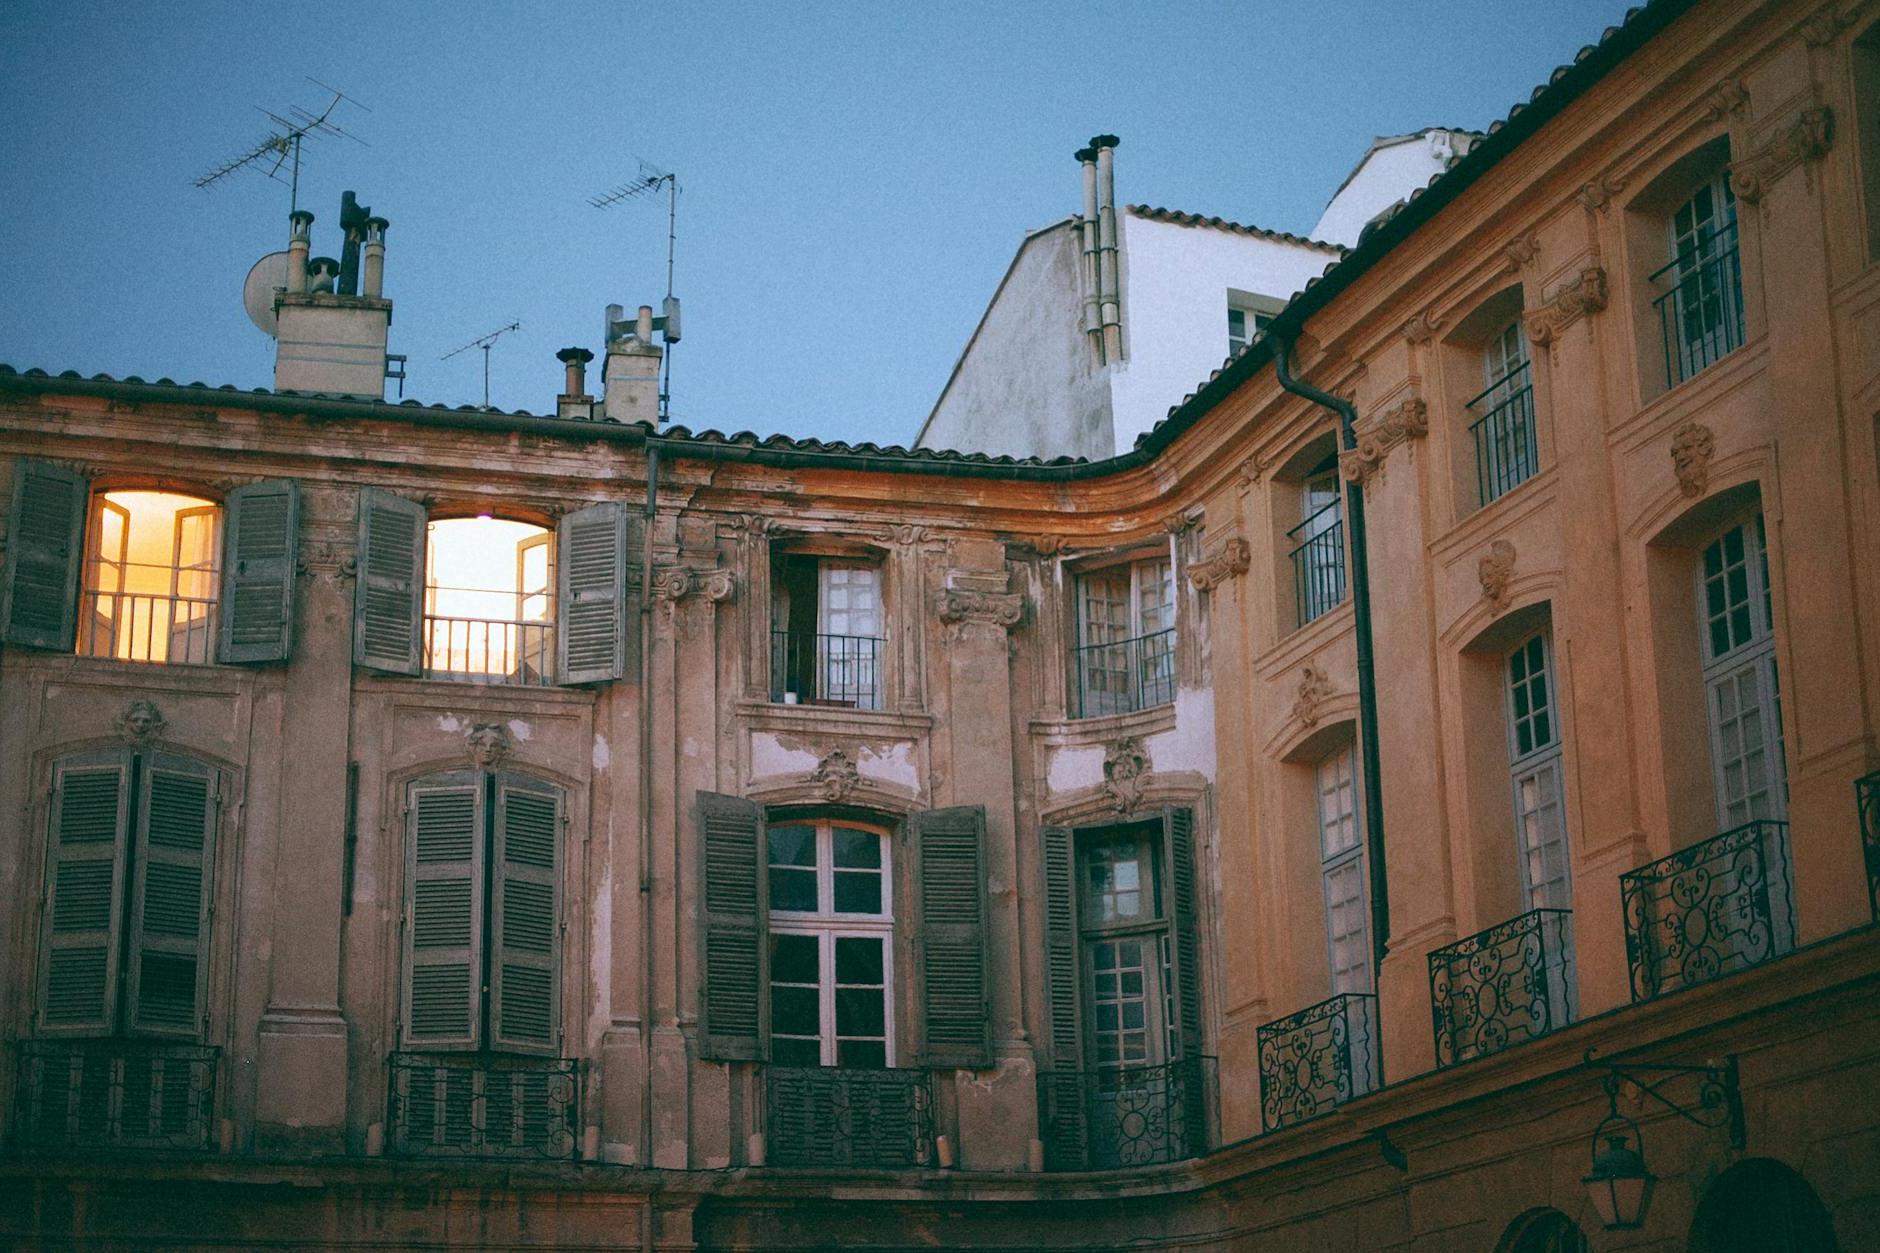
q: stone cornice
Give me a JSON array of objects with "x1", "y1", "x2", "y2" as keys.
[
  {"x1": 1338, "y1": 397, "x2": 1428, "y2": 487},
  {"x1": 1523, "y1": 266, "x2": 1608, "y2": 346}
]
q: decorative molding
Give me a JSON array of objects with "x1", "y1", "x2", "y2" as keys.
[
  {"x1": 1161, "y1": 512, "x2": 1199, "y2": 536},
  {"x1": 651, "y1": 565, "x2": 736, "y2": 607},
  {"x1": 652, "y1": 566, "x2": 695, "y2": 603},
  {"x1": 699, "y1": 568, "x2": 736, "y2": 603},
  {"x1": 297, "y1": 540, "x2": 356, "y2": 584},
  {"x1": 1237, "y1": 452, "x2": 1273, "y2": 488},
  {"x1": 1801, "y1": 5, "x2": 1851, "y2": 46},
  {"x1": 1731, "y1": 106, "x2": 1834, "y2": 204},
  {"x1": 1339, "y1": 396, "x2": 1429, "y2": 487},
  {"x1": 115, "y1": 699, "x2": 167, "y2": 746},
  {"x1": 1700, "y1": 79, "x2": 1749, "y2": 123},
  {"x1": 1478, "y1": 540, "x2": 1518, "y2": 614},
  {"x1": 735, "y1": 514, "x2": 791, "y2": 541},
  {"x1": 1187, "y1": 537, "x2": 1251, "y2": 591},
  {"x1": 1671, "y1": 421, "x2": 1716, "y2": 498},
  {"x1": 1102, "y1": 737, "x2": 1151, "y2": 813},
  {"x1": 878, "y1": 523, "x2": 931, "y2": 547},
  {"x1": 1577, "y1": 173, "x2": 1628, "y2": 215},
  {"x1": 811, "y1": 748, "x2": 861, "y2": 803},
  {"x1": 466, "y1": 722, "x2": 511, "y2": 769},
  {"x1": 1291, "y1": 663, "x2": 1334, "y2": 730},
  {"x1": 1503, "y1": 234, "x2": 1541, "y2": 271},
  {"x1": 933, "y1": 588, "x2": 1024, "y2": 634},
  {"x1": 1523, "y1": 267, "x2": 1608, "y2": 346},
  {"x1": 1401, "y1": 311, "x2": 1444, "y2": 346}
]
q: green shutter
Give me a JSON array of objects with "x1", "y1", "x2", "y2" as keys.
[
  {"x1": 2, "y1": 458, "x2": 89, "y2": 651},
  {"x1": 1037, "y1": 822, "x2": 1088, "y2": 1168},
  {"x1": 354, "y1": 488, "x2": 425, "y2": 675},
  {"x1": 1161, "y1": 807, "x2": 1203, "y2": 1060},
  {"x1": 37, "y1": 751, "x2": 132, "y2": 1034},
  {"x1": 127, "y1": 753, "x2": 218, "y2": 1038},
  {"x1": 913, "y1": 805, "x2": 991, "y2": 1067},
  {"x1": 490, "y1": 773, "x2": 562, "y2": 1055},
  {"x1": 218, "y1": 479, "x2": 299, "y2": 664},
  {"x1": 556, "y1": 501, "x2": 627, "y2": 685},
  {"x1": 696, "y1": 791, "x2": 766, "y2": 1061},
  {"x1": 403, "y1": 774, "x2": 484, "y2": 1050}
]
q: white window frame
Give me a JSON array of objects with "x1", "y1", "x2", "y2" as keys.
[
  {"x1": 1505, "y1": 630, "x2": 1571, "y2": 911},
  {"x1": 1316, "y1": 744, "x2": 1371, "y2": 995},
  {"x1": 1076, "y1": 828, "x2": 1173, "y2": 1068},
  {"x1": 79, "y1": 491, "x2": 224, "y2": 667},
  {"x1": 1075, "y1": 551, "x2": 1176, "y2": 716},
  {"x1": 767, "y1": 819, "x2": 894, "y2": 1068},
  {"x1": 1227, "y1": 304, "x2": 1276, "y2": 354},
  {"x1": 1697, "y1": 511, "x2": 1786, "y2": 827},
  {"x1": 1667, "y1": 172, "x2": 1743, "y2": 381}
]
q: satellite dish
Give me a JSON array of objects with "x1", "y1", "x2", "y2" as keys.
[{"x1": 242, "y1": 251, "x2": 291, "y2": 337}]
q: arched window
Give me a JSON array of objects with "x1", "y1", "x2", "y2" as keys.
[
  {"x1": 1688, "y1": 1159, "x2": 1838, "y2": 1253},
  {"x1": 1492, "y1": 1208, "x2": 1589, "y2": 1253}
]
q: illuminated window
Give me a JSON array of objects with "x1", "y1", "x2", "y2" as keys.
[
  {"x1": 79, "y1": 491, "x2": 221, "y2": 665},
  {"x1": 423, "y1": 518, "x2": 555, "y2": 684}
]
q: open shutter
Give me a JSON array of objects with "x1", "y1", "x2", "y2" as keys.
[
  {"x1": 2, "y1": 458, "x2": 88, "y2": 650},
  {"x1": 696, "y1": 790, "x2": 766, "y2": 1061},
  {"x1": 354, "y1": 488, "x2": 425, "y2": 675},
  {"x1": 490, "y1": 773, "x2": 562, "y2": 1055},
  {"x1": 218, "y1": 479, "x2": 299, "y2": 664},
  {"x1": 913, "y1": 805, "x2": 991, "y2": 1067},
  {"x1": 1038, "y1": 822, "x2": 1088, "y2": 1167},
  {"x1": 556, "y1": 501, "x2": 627, "y2": 685},
  {"x1": 403, "y1": 773, "x2": 484, "y2": 1050},
  {"x1": 1161, "y1": 807, "x2": 1203, "y2": 1060},
  {"x1": 37, "y1": 750, "x2": 132, "y2": 1034},
  {"x1": 127, "y1": 752, "x2": 218, "y2": 1038}
]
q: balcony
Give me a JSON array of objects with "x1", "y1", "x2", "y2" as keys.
[
  {"x1": 1287, "y1": 506, "x2": 1346, "y2": 629},
  {"x1": 1257, "y1": 994, "x2": 1380, "y2": 1132},
  {"x1": 387, "y1": 1052, "x2": 579, "y2": 1160},
  {"x1": 13, "y1": 1038, "x2": 219, "y2": 1151},
  {"x1": 422, "y1": 614, "x2": 555, "y2": 686},
  {"x1": 1651, "y1": 223, "x2": 1745, "y2": 389},
  {"x1": 1622, "y1": 820, "x2": 1796, "y2": 1003},
  {"x1": 1467, "y1": 362, "x2": 1538, "y2": 507},
  {"x1": 79, "y1": 585, "x2": 218, "y2": 666},
  {"x1": 1036, "y1": 1057, "x2": 1214, "y2": 1170},
  {"x1": 765, "y1": 1065, "x2": 934, "y2": 1168},
  {"x1": 1429, "y1": 908, "x2": 1576, "y2": 1068},
  {"x1": 1862, "y1": 773, "x2": 1880, "y2": 923},
  {"x1": 770, "y1": 630, "x2": 884, "y2": 711},
  {"x1": 1073, "y1": 627, "x2": 1176, "y2": 718}
]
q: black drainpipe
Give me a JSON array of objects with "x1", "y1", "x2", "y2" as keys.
[{"x1": 1272, "y1": 338, "x2": 1390, "y2": 974}]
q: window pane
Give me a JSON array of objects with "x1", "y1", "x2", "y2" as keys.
[
  {"x1": 769, "y1": 867, "x2": 817, "y2": 912},
  {"x1": 768, "y1": 825, "x2": 816, "y2": 866},
  {"x1": 770, "y1": 933, "x2": 819, "y2": 984},
  {"x1": 771, "y1": 985, "x2": 820, "y2": 1037},
  {"x1": 834, "y1": 936, "x2": 884, "y2": 984},
  {"x1": 835, "y1": 986, "x2": 886, "y2": 1037},
  {"x1": 832, "y1": 870, "x2": 882, "y2": 915},
  {"x1": 837, "y1": 1039, "x2": 887, "y2": 1069},
  {"x1": 773, "y1": 1037, "x2": 821, "y2": 1067},
  {"x1": 832, "y1": 828, "x2": 880, "y2": 869}
]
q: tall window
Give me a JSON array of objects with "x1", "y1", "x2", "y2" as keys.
[
  {"x1": 1316, "y1": 746, "x2": 1370, "y2": 994},
  {"x1": 767, "y1": 819, "x2": 893, "y2": 1067},
  {"x1": 1079, "y1": 828, "x2": 1175, "y2": 1067},
  {"x1": 1698, "y1": 512, "x2": 1786, "y2": 826},
  {"x1": 1653, "y1": 173, "x2": 1745, "y2": 387},
  {"x1": 423, "y1": 517, "x2": 555, "y2": 685},
  {"x1": 79, "y1": 491, "x2": 221, "y2": 666},
  {"x1": 1469, "y1": 322, "x2": 1538, "y2": 505},
  {"x1": 772, "y1": 554, "x2": 884, "y2": 709},
  {"x1": 1288, "y1": 456, "x2": 1346, "y2": 628},
  {"x1": 1506, "y1": 631, "x2": 1570, "y2": 910},
  {"x1": 1074, "y1": 556, "x2": 1175, "y2": 717}
]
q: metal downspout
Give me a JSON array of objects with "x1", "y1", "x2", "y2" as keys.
[
  {"x1": 638, "y1": 440, "x2": 660, "y2": 1182},
  {"x1": 1272, "y1": 339, "x2": 1391, "y2": 976}
]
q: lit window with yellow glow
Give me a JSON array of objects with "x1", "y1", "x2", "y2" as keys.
[
  {"x1": 423, "y1": 517, "x2": 555, "y2": 684},
  {"x1": 80, "y1": 490, "x2": 221, "y2": 665}
]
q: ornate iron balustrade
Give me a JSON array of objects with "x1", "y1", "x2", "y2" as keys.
[
  {"x1": 422, "y1": 614, "x2": 555, "y2": 686},
  {"x1": 765, "y1": 1065, "x2": 934, "y2": 1168},
  {"x1": 1287, "y1": 507, "x2": 1346, "y2": 628},
  {"x1": 1651, "y1": 224, "x2": 1745, "y2": 388},
  {"x1": 1072, "y1": 626, "x2": 1177, "y2": 718},
  {"x1": 1862, "y1": 773, "x2": 1880, "y2": 923},
  {"x1": 1622, "y1": 820, "x2": 1796, "y2": 1003},
  {"x1": 1036, "y1": 1056, "x2": 1214, "y2": 1170},
  {"x1": 387, "y1": 1052, "x2": 579, "y2": 1160},
  {"x1": 1257, "y1": 993, "x2": 1380, "y2": 1132},
  {"x1": 1429, "y1": 908, "x2": 1576, "y2": 1068},
  {"x1": 770, "y1": 630, "x2": 884, "y2": 710},
  {"x1": 1467, "y1": 364, "x2": 1538, "y2": 506},
  {"x1": 13, "y1": 1038, "x2": 219, "y2": 1151}
]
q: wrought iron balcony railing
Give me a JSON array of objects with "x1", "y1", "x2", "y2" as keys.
[
  {"x1": 1861, "y1": 773, "x2": 1880, "y2": 923},
  {"x1": 770, "y1": 630, "x2": 884, "y2": 711},
  {"x1": 1622, "y1": 820, "x2": 1796, "y2": 1003},
  {"x1": 1072, "y1": 627, "x2": 1177, "y2": 718},
  {"x1": 13, "y1": 1038, "x2": 219, "y2": 1151},
  {"x1": 422, "y1": 614, "x2": 555, "y2": 686},
  {"x1": 1036, "y1": 1056, "x2": 1214, "y2": 1170},
  {"x1": 1257, "y1": 993, "x2": 1380, "y2": 1132},
  {"x1": 765, "y1": 1065, "x2": 934, "y2": 1168},
  {"x1": 387, "y1": 1052, "x2": 579, "y2": 1160},
  {"x1": 79, "y1": 588, "x2": 219, "y2": 666},
  {"x1": 1429, "y1": 908, "x2": 1576, "y2": 1068},
  {"x1": 1287, "y1": 506, "x2": 1346, "y2": 628},
  {"x1": 1651, "y1": 224, "x2": 1745, "y2": 389},
  {"x1": 1468, "y1": 364, "x2": 1539, "y2": 506}
]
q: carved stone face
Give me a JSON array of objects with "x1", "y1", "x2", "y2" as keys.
[
  {"x1": 117, "y1": 699, "x2": 166, "y2": 744},
  {"x1": 466, "y1": 723, "x2": 511, "y2": 769},
  {"x1": 1671, "y1": 422, "x2": 1715, "y2": 496}
]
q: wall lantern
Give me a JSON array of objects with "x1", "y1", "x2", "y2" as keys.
[{"x1": 1580, "y1": 1048, "x2": 1744, "y2": 1232}]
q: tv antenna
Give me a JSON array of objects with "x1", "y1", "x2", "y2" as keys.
[
  {"x1": 193, "y1": 79, "x2": 371, "y2": 214},
  {"x1": 590, "y1": 159, "x2": 680, "y2": 421},
  {"x1": 442, "y1": 321, "x2": 522, "y2": 408}
]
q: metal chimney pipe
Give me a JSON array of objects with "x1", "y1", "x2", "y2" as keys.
[
  {"x1": 286, "y1": 210, "x2": 314, "y2": 295},
  {"x1": 362, "y1": 217, "x2": 389, "y2": 299},
  {"x1": 307, "y1": 257, "x2": 339, "y2": 295},
  {"x1": 557, "y1": 346, "x2": 594, "y2": 397},
  {"x1": 1076, "y1": 146, "x2": 1103, "y2": 367},
  {"x1": 1092, "y1": 135, "x2": 1123, "y2": 362}
]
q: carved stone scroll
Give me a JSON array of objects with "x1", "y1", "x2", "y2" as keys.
[
  {"x1": 1731, "y1": 106, "x2": 1834, "y2": 204},
  {"x1": 1524, "y1": 267, "x2": 1608, "y2": 346},
  {"x1": 1339, "y1": 396, "x2": 1429, "y2": 487},
  {"x1": 1102, "y1": 737, "x2": 1150, "y2": 813},
  {"x1": 1187, "y1": 537, "x2": 1252, "y2": 591}
]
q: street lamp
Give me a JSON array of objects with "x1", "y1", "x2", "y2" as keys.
[{"x1": 1579, "y1": 1049, "x2": 1744, "y2": 1232}]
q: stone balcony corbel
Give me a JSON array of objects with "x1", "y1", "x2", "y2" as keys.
[
  {"x1": 1731, "y1": 104, "x2": 1834, "y2": 204},
  {"x1": 1523, "y1": 266, "x2": 1608, "y2": 347},
  {"x1": 1337, "y1": 396, "x2": 1428, "y2": 488},
  {"x1": 1187, "y1": 536, "x2": 1251, "y2": 591}
]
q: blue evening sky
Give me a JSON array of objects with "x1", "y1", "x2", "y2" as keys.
[{"x1": 0, "y1": 2, "x2": 1638, "y2": 446}]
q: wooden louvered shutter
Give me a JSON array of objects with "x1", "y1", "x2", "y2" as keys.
[
  {"x1": 37, "y1": 751, "x2": 132, "y2": 1034},
  {"x1": 913, "y1": 805, "x2": 991, "y2": 1067},
  {"x1": 2, "y1": 458, "x2": 89, "y2": 650},
  {"x1": 490, "y1": 774, "x2": 562, "y2": 1056},
  {"x1": 218, "y1": 479, "x2": 299, "y2": 664},
  {"x1": 1037, "y1": 822, "x2": 1088, "y2": 1168},
  {"x1": 556, "y1": 501, "x2": 627, "y2": 685},
  {"x1": 403, "y1": 774, "x2": 484, "y2": 1050},
  {"x1": 1161, "y1": 807, "x2": 1203, "y2": 1060},
  {"x1": 696, "y1": 791, "x2": 766, "y2": 1061},
  {"x1": 127, "y1": 752, "x2": 218, "y2": 1038},
  {"x1": 354, "y1": 488, "x2": 425, "y2": 675}
]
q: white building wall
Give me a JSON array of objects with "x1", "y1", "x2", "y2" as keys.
[{"x1": 1312, "y1": 130, "x2": 1475, "y2": 248}]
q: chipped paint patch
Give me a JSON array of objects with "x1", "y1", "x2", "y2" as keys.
[
  {"x1": 1147, "y1": 686, "x2": 1216, "y2": 777},
  {"x1": 435, "y1": 714, "x2": 464, "y2": 732},
  {"x1": 1046, "y1": 741, "x2": 1106, "y2": 796},
  {"x1": 506, "y1": 719, "x2": 533, "y2": 742},
  {"x1": 750, "y1": 732, "x2": 822, "y2": 780},
  {"x1": 592, "y1": 734, "x2": 611, "y2": 771},
  {"x1": 855, "y1": 741, "x2": 919, "y2": 791}
]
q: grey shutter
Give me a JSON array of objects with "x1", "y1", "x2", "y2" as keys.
[
  {"x1": 37, "y1": 751, "x2": 132, "y2": 1034},
  {"x1": 403, "y1": 774, "x2": 484, "y2": 1050},
  {"x1": 490, "y1": 773, "x2": 562, "y2": 1055},
  {"x1": 1161, "y1": 807, "x2": 1203, "y2": 1059},
  {"x1": 913, "y1": 805, "x2": 991, "y2": 1068},
  {"x1": 556, "y1": 501, "x2": 627, "y2": 685},
  {"x1": 2, "y1": 458, "x2": 88, "y2": 650},
  {"x1": 354, "y1": 488, "x2": 425, "y2": 675},
  {"x1": 696, "y1": 790, "x2": 766, "y2": 1061},
  {"x1": 1038, "y1": 822, "x2": 1088, "y2": 1168},
  {"x1": 127, "y1": 752, "x2": 218, "y2": 1038},
  {"x1": 218, "y1": 479, "x2": 299, "y2": 664}
]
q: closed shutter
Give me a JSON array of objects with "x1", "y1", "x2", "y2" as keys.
[
  {"x1": 354, "y1": 488, "x2": 425, "y2": 674},
  {"x1": 127, "y1": 752, "x2": 218, "y2": 1038},
  {"x1": 490, "y1": 773, "x2": 562, "y2": 1055},
  {"x1": 218, "y1": 479, "x2": 299, "y2": 664},
  {"x1": 696, "y1": 791, "x2": 766, "y2": 1061},
  {"x1": 1038, "y1": 822, "x2": 1087, "y2": 1167},
  {"x1": 403, "y1": 774, "x2": 484, "y2": 1050},
  {"x1": 912, "y1": 805, "x2": 991, "y2": 1067},
  {"x1": 556, "y1": 501, "x2": 627, "y2": 685},
  {"x1": 37, "y1": 751, "x2": 132, "y2": 1034},
  {"x1": 2, "y1": 458, "x2": 89, "y2": 650},
  {"x1": 1161, "y1": 807, "x2": 1203, "y2": 1059}
]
